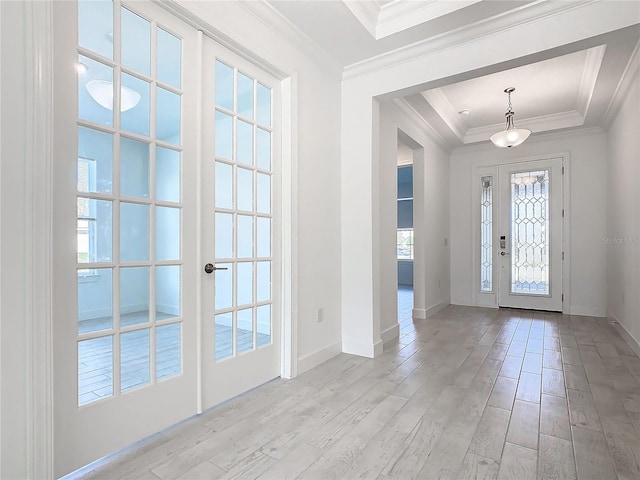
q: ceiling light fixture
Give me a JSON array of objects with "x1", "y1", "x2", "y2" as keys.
[
  {"x1": 86, "y1": 80, "x2": 141, "y2": 112},
  {"x1": 490, "y1": 87, "x2": 531, "y2": 148}
]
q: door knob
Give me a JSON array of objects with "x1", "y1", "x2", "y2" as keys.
[
  {"x1": 204, "y1": 263, "x2": 228, "y2": 274},
  {"x1": 500, "y1": 251, "x2": 510, "y2": 256}
]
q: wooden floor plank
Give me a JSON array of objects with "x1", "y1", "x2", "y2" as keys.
[
  {"x1": 506, "y1": 399, "x2": 539, "y2": 450},
  {"x1": 538, "y1": 433, "x2": 576, "y2": 480},
  {"x1": 497, "y1": 442, "x2": 537, "y2": 480},
  {"x1": 572, "y1": 426, "x2": 617, "y2": 480}
]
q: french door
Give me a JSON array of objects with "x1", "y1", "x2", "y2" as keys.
[
  {"x1": 200, "y1": 42, "x2": 281, "y2": 410},
  {"x1": 497, "y1": 158, "x2": 563, "y2": 311},
  {"x1": 53, "y1": 1, "x2": 281, "y2": 477}
]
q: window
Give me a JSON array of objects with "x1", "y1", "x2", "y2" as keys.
[
  {"x1": 480, "y1": 176, "x2": 493, "y2": 292},
  {"x1": 397, "y1": 229, "x2": 414, "y2": 260},
  {"x1": 397, "y1": 165, "x2": 413, "y2": 260},
  {"x1": 77, "y1": 157, "x2": 97, "y2": 276}
]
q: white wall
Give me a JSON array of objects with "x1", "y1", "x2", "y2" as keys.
[
  {"x1": 378, "y1": 102, "x2": 451, "y2": 343},
  {"x1": 606, "y1": 65, "x2": 640, "y2": 345},
  {"x1": 450, "y1": 130, "x2": 608, "y2": 316},
  {"x1": 0, "y1": 3, "x2": 29, "y2": 477}
]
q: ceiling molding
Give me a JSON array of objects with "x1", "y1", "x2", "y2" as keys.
[
  {"x1": 234, "y1": 0, "x2": 343, "y2": 77},
  {"x1": 420, "y1": 89, "x2": 466, "y2": 141},
  {"x1": 464, "y1": 110, "x2": 586, "y2": 144},
  {"x1": 392, "y1": 98, "x2": 453, "y2": 152},
  {"x1": 602, "y1": 37, "x2": 640, "y2": 129},
  {"x1": 376, "y1": 0, "x2": 482, "y2": 40},
  {"x1": 344, "y1": 0, "x2": 596, "y2": 79},
  {"x1": 343, "y1": 0, "x2": 379, "y2": 38},
  {"x1": 453, "y1": 125, "x2": 605, "y2": 154},
  {"x1": 576, "y1": 45, "x2": 606, "y2": 117}
]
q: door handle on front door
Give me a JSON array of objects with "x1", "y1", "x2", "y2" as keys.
[
  {"x1": 204, "y1": 263, "x2": 228, "y2": 274},
  {"x1": 500, "y1": 251, "x2": 510, "y2": 256}
]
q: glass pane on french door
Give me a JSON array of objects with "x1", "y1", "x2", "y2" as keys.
[
  {"x1": 77, "y1": 1, "x2": 185, "y2": 406},
  {"x1": 213, "y1": 59, "x2": 273, "y2": 361}
]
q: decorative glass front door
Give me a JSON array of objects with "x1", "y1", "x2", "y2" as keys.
[{"x1": 498, "y1": 158, "x2": 563, "y2": 311}]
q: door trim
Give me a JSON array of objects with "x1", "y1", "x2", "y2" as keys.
[
  {"x1": 471, "y1": 152, "x2": 571, "y2": 314},
  {"x1": 24, "y1": 0, "x2": 55, "y2": 478}
]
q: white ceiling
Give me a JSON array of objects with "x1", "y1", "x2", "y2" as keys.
[{"x1": 267, "y1": 0, "x2": 640, "y2": 148}]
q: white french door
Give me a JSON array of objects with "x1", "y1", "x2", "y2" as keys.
[
  {"x1": 53, "y1": 1, "x2": 282, "y2": 477},
  {"x1": 200, "y1": 41, "x2": 282, "y2": 410},
  {"x1": 53, "y1": 2, "x2": 199, "y2": 476},
  {"x1": 497, "y1": 158, "x2": 564, "y2": 311}
]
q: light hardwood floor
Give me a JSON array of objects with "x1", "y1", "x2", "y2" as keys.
[{"x1": 75, "y1": 298, "x2": 640, "y2": 480}]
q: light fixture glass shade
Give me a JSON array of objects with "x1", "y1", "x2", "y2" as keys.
[
  {"x1": 86, "y1": 80, "x2": 141, "y2": 112},
  {"x1": 490, "y1": 87, "x2": 531, "y2": 148},
  {"x1": 490, "y1": 127, "x2": 531, "y2": 148}
]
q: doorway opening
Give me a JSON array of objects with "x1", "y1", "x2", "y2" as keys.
[{"x1": 396, "y1": 137, "x2": 414, "y2": 324}]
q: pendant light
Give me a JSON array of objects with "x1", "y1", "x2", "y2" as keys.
[
  {"x1": 86, "y1": 80, "x2": 141, "y2": 112},
  {"x1": 490, "y1": 87, "x2": 531, "y2": 148}
]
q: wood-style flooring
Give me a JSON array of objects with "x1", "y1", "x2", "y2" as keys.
[{"x1": 75, "y1": 294, "x2": 640, "y2": 479}]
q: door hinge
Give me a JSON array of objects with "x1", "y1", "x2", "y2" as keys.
[
  {"x1": 562, "y1": 209, "x2": 564, "y2": 217},
  {"x1": 562, "y1": 294, "x2": 564, "y2": 302},
  {"x1": 562, "y1": 166, "x2": 565, "y2": 175},
  {"x1": 562, "y1": 251, "x2": 565, "y2": 260}
]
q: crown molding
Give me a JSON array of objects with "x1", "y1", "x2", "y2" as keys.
[
  {"x1": 343, "y1": 0, "x2": 379, "y2": 38},
  {"x1": 344, "y1": 0, "x2": 597, "y2": 79},
  {"x1": 160, "y1": 0, "x2": 342, "y2": 80},
  {"x1": 453, "y1": 125, "x2": 605, "y2": 154},
  {"x1": 420, "y1": 89, "x2": 466, "y2": 142},
  {"x1": 237, "y1": 0, "x2": 343, "y2": 77},
  {"x1": 464, "y1": 110, "x2": 585, "y2": 144},
  {"x1": 576, "y1": 44, "x2": 606, "y2": 117},
  {"x1": 602, "y1": 37, "x2": 640, "y2": 129},
  {"x1": 376, "y1": 0, "x2": 482, "y2": 40},
  {"x1": 392, "y1": 98, "x2": 453, "y2": 152}
]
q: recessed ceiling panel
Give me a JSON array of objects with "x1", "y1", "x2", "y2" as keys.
[{"x1": 431, "y1": 49, "x2": 590, "y2": 129}]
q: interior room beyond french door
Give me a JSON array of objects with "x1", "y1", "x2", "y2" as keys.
[
  {"x1": 200, "y1": 39, "x2": 282, "y2": 411},
  {"x1": 498, "y1": 158, "x2": 563, "y2": 311}
]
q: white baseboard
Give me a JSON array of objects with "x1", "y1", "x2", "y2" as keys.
[
  {"x1": 426, "y1": 298, "x2": 451, "y2": 317},
  {"x1": 156, "y1": 303, "x2": 180, "y2": 316},
  {"x1": 373, "y1": 339, "x2": 383, "y2": 357},
  {"x1": 381, "y1": 323, "x2": 399, "y2": 343},
  {"x1": 610, "y1": 314, "x2": 640, "y2": 357},
  {"x1": 78, "y1": 307, "x2": 112, "y2": 321},
  {"x1": 568, "y1": 305, "x2": 606, "y2": 317},
  {"x1": 297, "y1": 341, "x2": 342, "y2": 375},
  {"x1": 120, "y1": 303, "x2": 149, "y2": 315},
  {"x1": 412, "y1": 308, "x2": 426, "y2": 320}
]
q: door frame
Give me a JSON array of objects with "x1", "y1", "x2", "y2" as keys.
[
  {"x1": 472, "y1": 152, "x2": 571, "y2": 314},
  {"x1": 26, "y1": 0, "x2": 298, "y2": 477}
]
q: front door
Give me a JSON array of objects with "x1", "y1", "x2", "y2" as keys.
[{"x1": 497, "y1": 158, "x2": 564, "y2": 311}]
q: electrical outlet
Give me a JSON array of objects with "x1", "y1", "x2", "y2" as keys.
[{"x1": 317, "y1": 307, "x2": 324, "y2": 323}]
